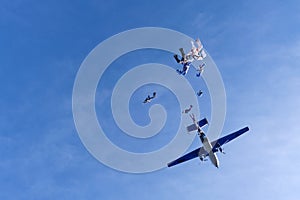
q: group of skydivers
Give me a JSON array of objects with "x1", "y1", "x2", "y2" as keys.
[
  {"x1": 174, "y1": 38, "x2": 206, "y2": 76},
  {"x1": 143, "y1": 38, "x2": 207, "y2": 113}
]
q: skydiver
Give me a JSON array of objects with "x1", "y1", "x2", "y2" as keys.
[
  {"x1": 174, "y1": 48, "x2": 193, "y2": 75},
  {"x1": 182, "y1": 105, "x2": 193, "y2": 114},
  {"x1": 196, "y1": 63, "x2": 205, "y2": 77},
  {"x1": 174, "y1": 38, "x2": 206, "y2": 63},
  {"x1": 143, "y1": 92, "x2": 156, "y2": 103},
  {"x1": 197, "y1": 90, "x2": 203, "y2": 97}
]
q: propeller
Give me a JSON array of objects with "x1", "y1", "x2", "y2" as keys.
[
  {"x1": 219, "y1": 147, "x2": 226, "y2": 154},
  {"x1": 199, "y1": 155, "x2": 208, "y2": 162}
]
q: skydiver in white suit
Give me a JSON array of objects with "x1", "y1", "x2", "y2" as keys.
[{"x1": 188, "y1": 38, "x2": 207, "y2": 61}]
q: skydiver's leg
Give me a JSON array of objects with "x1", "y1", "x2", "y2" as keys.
[
  {"x1": 182, "y1": 62, "x2": 190, "y2": 75},
  {"x1": 174, "y1": 55, "x2": 181, "y2": 63},
  {"x1": 179, "y1": 48, "x2": 186, "y2": 60},
  {"x1": 195, "y1": 38, "x2": 202, "y2": 49},
  {"x1": 182, "y1": 65, "x2": 187, "y2": 73},
  {"x1": 176, "y1": 69, "x2": 182, "y2": 74},
  {"x1": 191, "y1": 40, "x2": 196, "y2": 50}
]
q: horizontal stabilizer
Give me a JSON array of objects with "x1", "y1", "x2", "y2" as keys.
[{"x1": 186, "y1": 118, "x2": 208, "y2": 132}]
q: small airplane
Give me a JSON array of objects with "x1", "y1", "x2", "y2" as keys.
[
  {"x1": 167, "y1": 114, "x2": 249, "y2": 168},
  {"x1": 143, "y1": 92, "x2": 156, "y2": 103}
]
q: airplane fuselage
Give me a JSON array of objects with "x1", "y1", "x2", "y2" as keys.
[{"x1": 197, "y1": 126, "x2": 219, "y2": 168}]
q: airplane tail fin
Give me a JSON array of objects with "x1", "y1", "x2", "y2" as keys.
[{"x1": 186, "y1": 118, "x2": 208, "y2": 132}]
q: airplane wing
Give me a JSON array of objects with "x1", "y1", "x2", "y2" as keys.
[
  {"x1": 167, "y1": 126, "x2": 249, "y2": 168},
  {"x1": 167, "y1": 146, "x2": 206, "y2": 167},
  {"x1": 211, "y1": 127, "x2": 249, "y2": 151}
]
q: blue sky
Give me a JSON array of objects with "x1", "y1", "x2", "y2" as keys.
[{"x1": 1, "y1": 0, "x2": 300, "y2": 199}]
